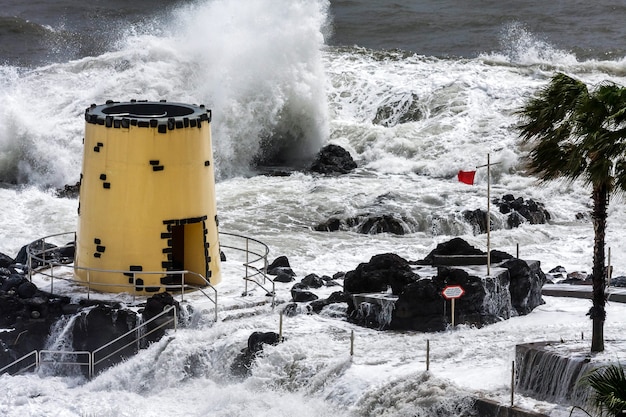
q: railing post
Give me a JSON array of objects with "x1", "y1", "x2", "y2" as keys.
[
  {"x1": 426, "y1": 339, "x2": 430, "y2": 371},
  {"x1": 50, "y1": 262, "x2": 54, "y2": 295},
  {"x1": 511, "y1": 360, "x2": 515, "y2": 406},
  {"x1": 27, "y1": 249, "x2": 32, "y2": 281},
  {"x1": 173, "y1": 306, "x2": 178, "y2": 332},
  {"x1": 350, "y1": 330, "x2": 355, "y2": 358},
  {"x1": 245, "y1": 238, "x2": 250, "y2": 281},
  {"x1": 214, "y1": 291, "x2": 218, "y2": 322},
  {"x1": 180, "y1": 272, "x2": 185, "y2": 303}
]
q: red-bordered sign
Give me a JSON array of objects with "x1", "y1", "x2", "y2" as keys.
[{"x1": 442, "y1": 285, "x2": 465, "y2": 300}]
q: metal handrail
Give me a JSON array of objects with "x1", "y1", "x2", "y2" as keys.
[
  {"x1": 25, "y1": 232, "x2": 218, "y2": 309},
  {"x1": 0, "y1": 305, "x2": 178, "y2": 378},
  {"x1": 25, "y1": 231, "x2": 272, "y2": 315},
  {"x1": 218, "y1": 232, "x2": 275, "y2": 306},
  {"x1": 91, "y1": 305, "x2": 177, "y2": 377},
  {"x1": 38, "y1": 350, "x2": 91, "y2": 375},
  {"x1": 0, "y1": 351, "x2": 38, "y2": 375}
]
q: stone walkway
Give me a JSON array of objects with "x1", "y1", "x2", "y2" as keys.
[{"x1": 542, "y1": 284, "x2": 626, "y2": 303}]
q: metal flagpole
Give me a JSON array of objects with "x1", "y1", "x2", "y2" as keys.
[{"x1": 476, "y1": 154, "x2": 499, "y2": 276}]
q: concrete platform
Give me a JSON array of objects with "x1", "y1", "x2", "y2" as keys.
[{"x1": 542, "y1": 284, "x2": 626, "y2": 303}]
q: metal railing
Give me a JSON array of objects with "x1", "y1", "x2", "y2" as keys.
[
  {"x1": 91, "y1": 305, "x2": 177, "y2": 377},
  {"x1": 218, "y1": 231, "x2": 275, "y2": 306},
  {"x1": 26, "y1": 231, "x2": 270, "y2": 309},
  {"x1": 0, "y1": 305, "x2": 177, "y2": 378},
  {"x1": 26, "y1": 232, "x2": 218, "y2": 314},
  {"x1": 0, "y1": 351, "x2": 38, "y2": 376},
  {"x1": 38, "y1": 350, "x2": 91, "y2": 376}
]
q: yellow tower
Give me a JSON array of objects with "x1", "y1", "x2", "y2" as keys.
[{"x1": 75, "y1": 100, "x2": 221, "y2": 294}]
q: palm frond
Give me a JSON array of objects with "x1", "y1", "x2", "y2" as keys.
[{"x1": 580, "y1": 364, "x2": 626, "y2": 416}]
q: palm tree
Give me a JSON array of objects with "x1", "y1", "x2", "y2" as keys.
[
  {"x1": 517, "y1": 73, "x2": 626, "y2": 352},
  {"x1": 579, "y1": 364, "x2": 626, "y2": 416}
]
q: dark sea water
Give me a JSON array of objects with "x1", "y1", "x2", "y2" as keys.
[
  {"x1": 3, "y1": 0, "x2": 626, "y2": 67},
  {"x1": 330, "y1": 0, "x2": 626, "y2": 60}
]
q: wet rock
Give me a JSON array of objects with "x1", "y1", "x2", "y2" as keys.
[
  {"x1": 301, "y1": 273, "x2": 324, "y2": 289},
  {"x1": 372, "y1": 92, "x2": 423, "y2": 127},
  {"x1": 17, "y1": 281, "x2": 37, "y2": 299},
  {"x1": 55, "y1": 182, "x2": 80, "y2": 199},
  {"x1": 309, "y1": 291, "x2": 350, "y2": 313},
  {"x1": 231, "y1": 331, "x2": 281, "y2": 377},
  {"x1": 610, "y1": 276, "x2": 626, "y2": 287},
  {"x1": 72, "y1": 304, "x2": 139, "y2": 374},
  {"x1": 502, "y1": 258, "x2": 546, "y2": 315},
  {"x1": 493, "y1": 195, "x2": 551, "y2": 227},
  {"x1": 357, "y1": 215, "x2": 406, "y2": 235},
  {"x1": 0, "y1": 253, "x2": 13, "y2": 268},
  {"x1": 273, "y1": 270, "x2": 295, "y2": 283},
  {"x1": 462, "y1": 209, "x2": 492, "y2": 234},
  {"x1": 418, "y1": 237, "x2": 484, "y2": 265},
  {"x1": 267, "y1": 256, "x2": 290, "y2": 270},
  {"x1": 248, "y1": 331, "x2": 281, "y2": 353},
  {"x1": 142, "y1": 292, "x2": 180, "y2": 343},
  {"x1": 314, "y1": 214, "x2": 408, "y2": 235},
  {"x1": 344, "y1": 253, "x2": 416, "y2": 295},
  {"x1": 310, "y1": 144, "x2": 357, "y2": 175},
  {"x1": 344, "y1": 238, "x2": 545, "y2": 331},
  {"x1": 291, "y1": 283, "x2": 319, "y2": 302}
]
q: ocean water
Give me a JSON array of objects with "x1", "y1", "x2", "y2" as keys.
[{"x1": 1, "y1": 0, "x2": 626, "y2": 415}]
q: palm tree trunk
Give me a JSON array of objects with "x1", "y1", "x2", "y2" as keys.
[{"x1": 590, "y1": 182, "x2": 608, "y2": 352}]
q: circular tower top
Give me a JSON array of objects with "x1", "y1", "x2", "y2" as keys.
[{"x1": 85, "y1": 100, "x2": 211, "y2": 132}]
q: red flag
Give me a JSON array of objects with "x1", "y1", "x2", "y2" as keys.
[{"x1": 457, "y1": 170, "x2": 476, "y2": 185}]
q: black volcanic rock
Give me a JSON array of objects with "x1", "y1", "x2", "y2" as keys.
[
  {"x1": 301, "y1": 273, "x2": 324, "y2": 289},
  {"x1": 418, "y1": 237, "x2": 484, "y2": 265},
  {"x1": 0, "y1": 253, "x2": 13, "y2": 268},
  {"x1": 314, "y1": 214, "x2": 408, "y2": 235},
  {"x1": 502, "y1": 258, "x2": 546, "y2": 314},
  {"x1": 343, "y1": 238, "x2": 545, "y2": 332},
  {"x1": 310, "y1": 144, "x2": 357, "y2": 174},
  {"x1": 231, "y1": 331, "x2": 281, "y2": 377},
  {"x1": 344, "y1": 253, "x2": 418, "y2": 295},
  {"x1": 291, "y1": 283, "x2": 319, "y2": 302}
]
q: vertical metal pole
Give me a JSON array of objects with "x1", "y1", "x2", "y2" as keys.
[
  {"x1": 426, "y1": 339, "x2": 430, "y2": 371},
  {"x1": 180, "y1": 272, "x2": 185, "y2": 303},
  {"x1": 486, "y1": 153, "x2": 491, "y2": 276},
  {"x1": 245, "y1": 239, "x2": 249, "y2": 280},
  {"x1": 451, "y1": 298, "x2": 456, "y2": 327},
  {"x1": 173, "y1": 306, "x2": 178, "y2": 332},
  {"x1": 214, "y1": 291, "x2": 218, "y2": 322},
  {"x1": 516, "y1": 243, "x2": 519, "y2": 259},
  {"x1": 511, "y1": 360, "x2": 515, "y2": 406},
  {"x1": 350, "y1": 330, "x2": 355, "y2": 357},
  {"x1": 27, "y1": 250, "x2": 32, "y2": 281},
  {"x1": 279, "y1": 311, "x2": 283, "y2": 341},
  {"x1": 244, "y1": 239, "x2": 249, "y2": 295}
]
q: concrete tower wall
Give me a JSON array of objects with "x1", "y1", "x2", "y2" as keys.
[{"x1": 75, "y1": 101, "x2": 221, "y2": 293}]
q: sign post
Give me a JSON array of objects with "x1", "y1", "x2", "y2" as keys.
[{"x1": 442, "y1": 285, "x2": 465, "y2": 327}]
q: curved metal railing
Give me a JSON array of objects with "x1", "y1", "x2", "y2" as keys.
[
  {"x1": 25, "y1": 232, "x2": 217, "y2": 312},
  {"x1": 218, "y1": 231, "x2": 275, "y2": 306},
  {"x1": 25, "y1": 230, "x2": 272, "y2": 309}
]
